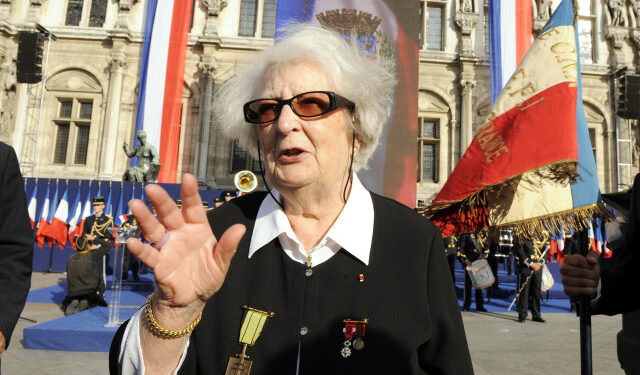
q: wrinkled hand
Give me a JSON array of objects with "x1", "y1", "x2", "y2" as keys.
[
  {"x1": 126, "y1": 174, "x2": 246, "y2": 310},
  {"x1": 560, "y1": 251, "x2": 600, "y2": 298},
  {"x1": 530, "y1": 262, "x2": 542, "y2": 271}
]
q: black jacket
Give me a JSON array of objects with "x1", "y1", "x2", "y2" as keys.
[
  {"x1": 111, "y1": 192, "x2": 473, "y2": 374},
  {"x1": 595, "y1": 173, "x2": 640, "y2": 315},
  {"x1": 0, "y1": 142, "x2": 33, "y2": 349}
]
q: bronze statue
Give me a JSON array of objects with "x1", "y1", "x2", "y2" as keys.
[{"x1": 122, "y1": 130, "x2": 161, "y2": 182}]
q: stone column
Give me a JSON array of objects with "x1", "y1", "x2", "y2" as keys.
[
  {"x1": 195, "y1": 57, "x2": 216, "y2": 184},
  {"x1": 203, "y1": 0, "x2": 228, "y2": 36},
  {"x1": 98, "y1": 44, "x2": 127, "y2": 179},
  {"x1": 460, "y1": 79, "x2": 475, "y2": 151}
]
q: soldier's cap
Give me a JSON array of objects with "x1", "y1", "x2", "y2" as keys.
[
  {"x1": 202, "y1": 201, "x2": 209, "y2": 208},
  {"x1": 214, "y1": 197, "x2": 224, "y2": 203},
  {"x1": 224, "y1": 191, "x2": 234, "y2": 197},
  {"x1": 92, "y1": 196, "x2": 105, "y2": 205},
  {"x1": 175, "y1": 199, "x2": 182, "y2": 208},
  {"x1": 75, "y1": 235, "x2": 88, "y2": 251}
]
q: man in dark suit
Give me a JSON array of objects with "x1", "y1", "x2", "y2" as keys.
[
  {"x1": 0, "y1": 142, "x2": 34, "y2": 362},
  {"x1": 561, "y1": 173, "x2": 640, "y2": 315}
]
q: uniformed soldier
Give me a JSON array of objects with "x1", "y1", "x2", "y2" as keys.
[
  {"x1": 82, "y1": 196, "x2": 114, "y2": 301},
  {"x1": 224, "y1": 191, "x2": 235, "y2": 202},
  {"x1": 443, "y1": 234, "x2": 458, "y2": 284},
  {"x1": 214, "y1": 196, "x2": 224, "y2": 208},
  {"x1": 459, "y1": 231, "x2": 489, "y2": 312},
  {"x1": 121, "y1": 214, "x2": 141, "y2": 281},
  {"x1": 515, "y1": 233, "x2": 548, "y2": 323}
]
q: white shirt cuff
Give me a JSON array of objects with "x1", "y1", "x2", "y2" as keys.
[{"x1": 118, "y1": 308, "x2": 190, "y2": 374}]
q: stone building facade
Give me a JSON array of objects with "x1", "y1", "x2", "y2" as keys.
[{"x1": 0, "y1": 0, "x2": 637, "y2": 205}]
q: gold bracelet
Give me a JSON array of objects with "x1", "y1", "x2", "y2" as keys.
[{"x1": 143, "y1": 294, "x2": 202, "y2": 339}]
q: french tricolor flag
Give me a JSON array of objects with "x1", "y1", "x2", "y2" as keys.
[
  {"x1": 35, "y1": 182, "x2": 53, "y2": 248},
  {"x1": 489, "y1": 0, "x2": 533, "y2": 104},
  {"x1": 27, "y1": 184, "x2": 37, "y2": 229},
  {"x1": 49, "y1": 187, "x2": 70, "y2": 248},
  {"x1": 134, "y1": 0, "x2": 193, "y2": 183}
]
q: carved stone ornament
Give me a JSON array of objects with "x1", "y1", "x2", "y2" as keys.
[
  {"x1": 455, "y1": 11, "x2": 479, "y2": 56},
  {"x1": 607, "y1": 0, "x2": 627, "y2": 27},
  {"x1": 198, "y1": 58, "x2": 217, "y2": 76},
  {"x1": 460, "y1": 79, "x2": 475, "y2": 95},
  {"x1": 203, "y1": 0, "x2": 228, "y2": 16},
  {"x1": 118, "y1": 0, "x2": 136, "y2": 11},
  {"x1": 632, "y1": 28, "x2": 640, "y2": 49},
  {"x1": 108, "y1": 54, "x2": 127, "y2": 73},
  {"x1": 460, "y1": 0, "x2": 473, "y2": 13},
  {"x1": 454, "y1": 11, "x2": 478, "y2": 35},
  {"x1": 606, "y1": 25, "x2": 629, "y2": 49},
  {"x1": 0, "y1": 0, "x2": 12, "y2": 5},
  {"x1": 30, "y1": 0, "x2": 42, "y2": 5}
]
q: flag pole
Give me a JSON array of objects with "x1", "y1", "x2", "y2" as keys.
[{"x1": 575, "y1": 227, "x2": 592, "y2": 375}]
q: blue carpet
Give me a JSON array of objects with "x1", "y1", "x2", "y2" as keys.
[
  {"x1": 453, "y1": 260, "x2": 573, "y2": 313},
  {"x1": 23, "y1": 260, "x2": 573, "y2": 352},
  {"x1": 23, "y1": 307, "x2": 139, "y2": 352}
]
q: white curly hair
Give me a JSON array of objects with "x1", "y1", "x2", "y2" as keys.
[{"x1": 212, "y1": 23, "x2": 397, "y2": 171}]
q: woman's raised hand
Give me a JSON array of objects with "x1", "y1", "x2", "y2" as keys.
[{"x1": 126, "y1": 174, "x2": 246, "y2": 310}]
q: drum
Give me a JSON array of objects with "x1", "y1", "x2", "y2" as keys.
[
  {"x1": 541, "y1": 264, "x2": 554, "y2": 291},
  {"x1": 466, "y1": 259, "x2": 495, "y2": 289}
]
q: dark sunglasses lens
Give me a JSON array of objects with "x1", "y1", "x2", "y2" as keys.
[
  {"x1": 247, "y1": 100, "x2": 280, "y2": 123},
  {"x1": 292, "y1": 92, "x2": 332, "y2": 117}
]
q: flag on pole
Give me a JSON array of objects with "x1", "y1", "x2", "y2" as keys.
[
  {"x1": 74, "y1": 190, "x2": 93, "y2": 243},
  {"x1": 27, "y1": 182, "x2": 37, "y2": 229},
  {"x1": 35, "y1": 181, "x2": 53, "y2": 248},
  {"x1": 49, "y1": 185, "x2": 70, "y2": 248},
  {"x1": 489, "y1": 0, "x2": 533, "y2": 104},
  {"x1": 427, "y1": 0, "x2": 612, "y2": 240},
  {"x1": 134, "y1": 0, "x2": 193, "y2": 183},
  {"x1": 67, "y1": 182, "x2": 82, "y2": 241}
]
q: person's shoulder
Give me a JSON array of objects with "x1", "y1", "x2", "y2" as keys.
[
  {"x1": 369, "y1": 192, "x2": 440, "y2": 233},
  {"x1": 207, "y1": 191, "x2": 268, "y2": 224}
]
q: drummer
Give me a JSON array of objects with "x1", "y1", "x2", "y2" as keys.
[{"x1": 458, "y1": 230, "x2": 489, "y2": 312}]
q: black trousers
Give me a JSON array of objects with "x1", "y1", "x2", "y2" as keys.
[
  {"x1": 463, "y1": 271, "x2": 484, "y2": 309},
  {"x1": 517, "y1": 265, "x2": 542, "y2": 319},
  {"x1": 447, "y1": 254, "x2": 457, "y2": 285}
]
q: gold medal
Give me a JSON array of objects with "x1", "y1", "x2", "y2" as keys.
[{"x1": 225, "y1": 306, "x2": 275, "y2": 375}]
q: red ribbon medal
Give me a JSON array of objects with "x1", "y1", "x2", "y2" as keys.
[{"x1": 340, "y1": 319, "x2": 368, "y2": 358}]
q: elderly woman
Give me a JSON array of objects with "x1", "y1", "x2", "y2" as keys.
[{"x1": 110, "y1": 25, "x2": 472, "y2": 374}]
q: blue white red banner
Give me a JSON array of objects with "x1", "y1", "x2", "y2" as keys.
[{"x1": 134, "y1": 0, "x2": 193, "y2": 183}]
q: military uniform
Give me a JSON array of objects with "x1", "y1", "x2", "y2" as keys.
[
  {"x1": 443, "y1": 234, "x2": 458, "y2": 284},
  {"x1": 459, "y1": 232, "x2": 489, "y2": 311},
  {"x1": 515, "y1": 236, "x2": 548, "y2": 322},
  {"x1": 82, "y1": 197, "x2": 113, "y2": 301},
  {"x1": 121, "y1": 214, "x2": 141, "y2": 281}
]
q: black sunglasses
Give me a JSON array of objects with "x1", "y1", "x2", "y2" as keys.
[{"x1": 243, "y1": 91, "x2": 355, "y2": 124}]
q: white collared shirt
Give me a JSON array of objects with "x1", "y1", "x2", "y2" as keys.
[
  {"x1": 118, "y1": 174, "x2": 375, "y2": 374},
  {"x1": 249, "y1": 174, "x2": 374, "y2": 267}
]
